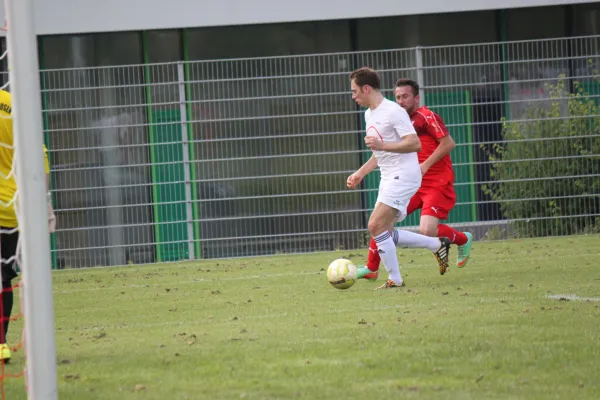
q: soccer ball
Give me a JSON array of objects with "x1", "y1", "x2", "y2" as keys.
[{"x1": 327, "y1": 258, "x2": 358, "y2": 290}]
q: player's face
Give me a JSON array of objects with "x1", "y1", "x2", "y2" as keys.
[
  {"x1": 351, "y1": 80, "x2": 369, "y2": 107},
  {"x1": 395, "y1": 86, "x2": 419, "y2": 114}
]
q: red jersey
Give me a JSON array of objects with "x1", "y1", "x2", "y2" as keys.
[{"x1": 410, "y1": 106, "x2": 454, "y2": 187}]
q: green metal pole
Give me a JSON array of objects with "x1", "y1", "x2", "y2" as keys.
[{"x1": 464, "y1": 90, "x2": 477, "y2": 222}]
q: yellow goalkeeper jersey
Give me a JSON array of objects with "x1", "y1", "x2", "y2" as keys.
[{"x1": 0, "y1": 89, "x2": 50, "y2": 228}]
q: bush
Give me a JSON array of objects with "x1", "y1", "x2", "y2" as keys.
[{"x1": 482, "y1": 77, "x2": 600, "y2": 237}]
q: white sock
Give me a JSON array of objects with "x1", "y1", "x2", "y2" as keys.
[
  {"x1": 374, "y1": 231, "x2": 403, "y2": 284},
  {"x1": 392, "y1": 229, "x2": 440, "y2": 252}
]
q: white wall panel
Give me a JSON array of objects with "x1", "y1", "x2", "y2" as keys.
[{"x1": 0, "y1": 0, "x2": 596, "y2": 35}]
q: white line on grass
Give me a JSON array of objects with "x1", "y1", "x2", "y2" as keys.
[{"x1": 546, "y1": 294, "x2": 600, "y2": 302}]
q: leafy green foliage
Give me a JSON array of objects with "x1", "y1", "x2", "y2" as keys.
[{"x1": 482, "y1": 77, "x2": 600, "y2": 237}]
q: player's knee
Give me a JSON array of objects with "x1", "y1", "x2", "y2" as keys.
[
  {"x1": 420, "y1": 225, "x2": 438, "y2": 237},
  {"x1": 368, "y1": 219, "x2": 385, "y2": 236},
  {"x1": 367, "y1": 220, "x2": 379, "y2": 235}
]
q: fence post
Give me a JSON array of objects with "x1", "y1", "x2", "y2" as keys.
[
  {"x1": 100, "y1": 68, "x2": 126, "y2": 267},
  {"x1": 177, "y1": 62, "x2": 196, "y2": 261},
  {"x1": 415, "y1": 46, "x2": 426, "y2": 105}
]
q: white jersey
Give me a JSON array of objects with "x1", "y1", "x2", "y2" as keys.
[{"x1": 364, "y1": 98, "x2": 421, "y2": 182}]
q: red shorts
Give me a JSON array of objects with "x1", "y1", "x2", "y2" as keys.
[{"x1": 407, "y1": 183, "x2": 456, "y2": 220}]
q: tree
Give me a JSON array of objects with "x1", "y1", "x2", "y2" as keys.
[{"x1": 482, "y1": 76, "x2": 600, "y2": 237}]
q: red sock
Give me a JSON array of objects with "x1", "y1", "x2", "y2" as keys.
[
  {"x1": 437, "y1": 224, "x2": 468, "y2": 245},
  {"x1": 366, "y1": 237, "x2": 381, "y2": 272},
  {"x1": 366, "y1": 227, "x2": 467, "y2": 270}
]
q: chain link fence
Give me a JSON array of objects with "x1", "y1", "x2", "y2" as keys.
[{"x1": 41, "y1": 35, "x2": 600, "y2": 268}]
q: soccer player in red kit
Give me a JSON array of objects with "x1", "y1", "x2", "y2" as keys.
[{"x1": 357, "y1": 78, "x2": 473, "y2": 280}]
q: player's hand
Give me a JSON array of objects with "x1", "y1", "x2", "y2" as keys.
[
  {"x1": 364, "y1": 136, "x2": 384, "y2": 151},
  {"x1": 346, "y1": 172, "x2": 364, "y2": 189},
  {"x1": 420, "y1": 163, "x2": 429, "y2": 176},
  {"x1": 47, "y1": 194, "x2": 56, "y2": 233}
]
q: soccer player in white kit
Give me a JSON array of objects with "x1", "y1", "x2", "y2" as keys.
[{"x1": 347, "y1": 68, "x2": 451, "y2": 289}]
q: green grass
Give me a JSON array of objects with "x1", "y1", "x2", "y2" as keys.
[{"x1": 3, "y1": 235, "x2": 600, "y2": 399}]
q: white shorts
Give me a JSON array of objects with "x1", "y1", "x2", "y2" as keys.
[{"x1": 376, "y1": 179, "x2": 419, "y2": 223}]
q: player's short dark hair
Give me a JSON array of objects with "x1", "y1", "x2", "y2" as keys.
[
  {"x1": 350, "y1": 67, "x2": 381, "y2": 90},
  {"x1": 395, "y1": 78, "x2": 420, "y2": 96}
]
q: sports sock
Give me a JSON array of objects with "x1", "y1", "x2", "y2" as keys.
[
  {"x1": 373, "y1": 231, "x2": 402, "y2": 284},
  {"x1": 438, "y1": 224, "x2": 468, "y2": 246},
  {"x1": 393, "y1": 229, "x2": 441, "y2": 252},
  {"x1": 366, "y1": 237, "x2": 380, "y2": 271}
]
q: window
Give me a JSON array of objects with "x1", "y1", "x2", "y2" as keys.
[
  {"x1": 505, "y1": 6, "x2": 565, "y2": 41},
  {"x1": 572, "y1": 3, "x2": 600, "y2": 36}
]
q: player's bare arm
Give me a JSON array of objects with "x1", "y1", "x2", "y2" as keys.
[
  {"x1": 347, "y1": 155, "x2": 378, "y2": 189},
  {"x1": 420, "y1": 135, "x2": 455, "y2": 175},
  {"x1": 365, "y1": 134, "x2": 421, "y2": 154}
]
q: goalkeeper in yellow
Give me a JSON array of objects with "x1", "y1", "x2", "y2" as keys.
[{"x1": 0, "y1": 89, "x2": 55, "y2": 362}]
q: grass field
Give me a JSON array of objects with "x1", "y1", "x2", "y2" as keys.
[{"x1": 3, "y1": 235, "x2": 600, "y2": 399}]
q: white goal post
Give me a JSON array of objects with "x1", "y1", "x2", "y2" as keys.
[{"x1": 4, "y1": 0, "x2": 58, "y2": 398}]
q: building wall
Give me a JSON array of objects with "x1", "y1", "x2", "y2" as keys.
[
  {"x1": 0, "y1": 0, "x2": 597, "y2": 35},
  {"x1": 2, "y1": 3, "x2": 600, "y2": 266},
  {"x1": 31, "y1": 4, "x2": 600, "y2": 70},
  {"x1": 28, "y1": 4, "x2": 600, "y2": 104}
]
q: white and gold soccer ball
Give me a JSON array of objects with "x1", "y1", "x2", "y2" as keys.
[{"x1": 327, "y1": 258, "x2": 358, "y2": 290}]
